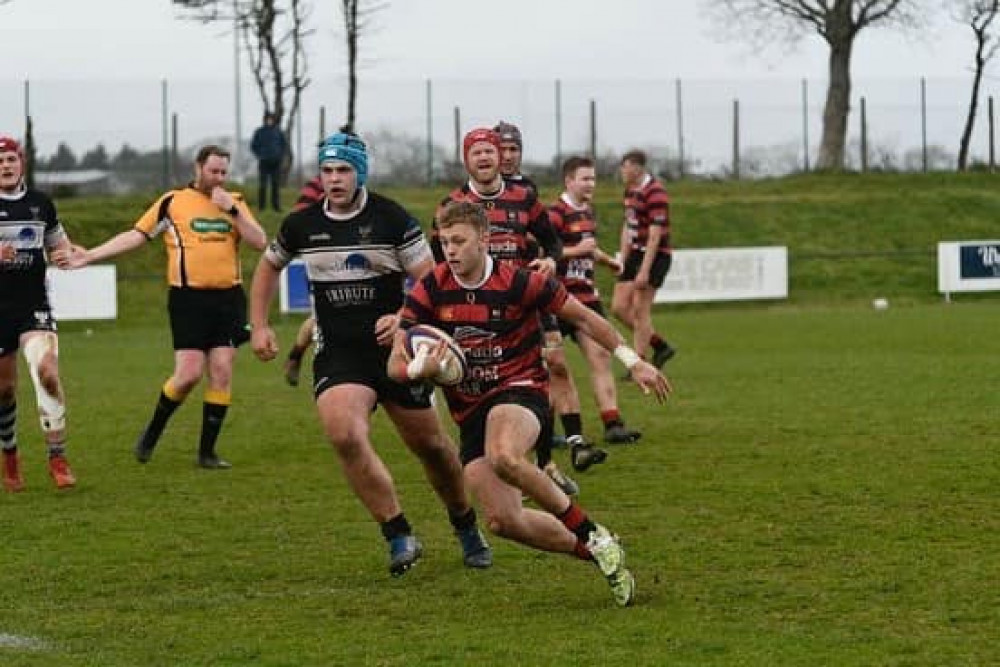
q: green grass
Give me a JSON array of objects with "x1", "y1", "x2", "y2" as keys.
[{"x1": 2, "y1": 173, "x2": 999, "y2": 664}]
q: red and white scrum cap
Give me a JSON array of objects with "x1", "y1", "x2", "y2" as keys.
[
  {"x1": 462, "y1": 128, "x2": 501, "y2": 164},
  {"x1": 0, "y1": 136, "x2": 24, "y2": 157}
]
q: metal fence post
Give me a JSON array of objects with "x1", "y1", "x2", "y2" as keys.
[
  {"x1": 860, "y1": 96, "x2": 868, "y2": 173},
  {"x1": 588, "y1": 99, "x2": 597, "y2": 159},
  {"x1": 732, "y1": 99, "x2": 741, "y2": 180},
  {"x1": 989, "y1": 95, "x2": 996, "y2": 172},
  {"x1": 554, "y1": 79, "x2": 562, "y2": 169},
  {"x1": 453, "y1": 106, "x2": 462, "y2": 165},
  {"x1": 171, "y1": 112, "x2": 178, "y2": 183},
  {"x1": 802, "y1": 78, "x2": 810, "y2": 172},
  {"x1": 675, "y1": 78, "x2": 685, "y2": 179},
  {"x1": 161, "y1": 79, "x2": 169, "y2": 191},
  {"x1": 425, "y1": 80, "x2": 433, "y2": 185},
  {"x1": 920, "y1": 77, "x2": 928, "y2": 173}
]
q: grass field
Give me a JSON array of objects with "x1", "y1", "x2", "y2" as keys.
[{"x1": 2, "y1": 174, "x2": 999, "y2": 665}]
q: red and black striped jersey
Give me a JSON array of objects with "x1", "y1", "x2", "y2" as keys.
[
  {"x1": 548, "y1": 194, "x2": 600, "y2": 305},
  {"x1": 430, "y1": 180, "x2": 562, "y2": 267},
  {"x1": 623, "y1": 174, "x2": 671, "y2": 255},
  {"x1": 293, "y1": 176, "x2": 323, "y2": 212},
  {"x1": 401, "y1": 259, "x2": 568, "y2": 425}
]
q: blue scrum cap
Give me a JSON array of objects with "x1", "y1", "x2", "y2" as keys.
[{"x1": 317, "y1": 132, "x2": 369, "y2": 187}]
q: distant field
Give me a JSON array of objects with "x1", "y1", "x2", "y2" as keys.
[
  {"x1": 2, "y1": 301, "x2": 998, "y2": 665},
  {"x1": 2, "y1": 174, "x2": 998, "y2": 665}
]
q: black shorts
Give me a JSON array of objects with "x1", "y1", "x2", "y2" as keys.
[
  {"x1": 558, "y1": 300, "x2": 605, "y2": 342},
  {"x1": 618, "y1": 251, "x2": 672, "y2": 288},
  {"x1": 0, "y1": 306, "x2": 57, "y2": 357},
  {"x1": 168, "y1": 286, "x2": 250, "y2": 352},
  {"x1": 312, "y1": 344, "x2": 434, "y2": 409},
  {"x1": 458, "y1": 388, "x2": 552, "y2": 466}
]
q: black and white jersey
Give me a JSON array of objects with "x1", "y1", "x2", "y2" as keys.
[
  {"x1": 0, "y1": 186, "x2": 65, "y2": 312},
  {"x1": 265, "y1": 189, "x2": 431, "y2": 349}
]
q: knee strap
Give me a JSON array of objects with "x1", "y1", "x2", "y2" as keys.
[{"x1": 23, "y1": 333, "x2": 66, "y2": 432}]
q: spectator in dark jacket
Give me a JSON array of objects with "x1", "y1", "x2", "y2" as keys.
[{"x1": 250, "y1": 112, "x2": 287, "y2": 212}]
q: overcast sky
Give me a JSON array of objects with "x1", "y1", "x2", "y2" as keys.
[{"x1": 1, "y1": 0, "x2": 991, "y2": 82}]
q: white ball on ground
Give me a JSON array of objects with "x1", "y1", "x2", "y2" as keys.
[{"x1": 872, "y1": 298, "x2": 889, "y2": 310}]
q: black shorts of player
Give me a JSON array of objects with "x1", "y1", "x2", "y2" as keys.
[
  {"x1": 458, "y1": 388, "x2": 553, "y2": 466},
  {"x1": 168, "y1": 286, "x2": 250, "y2": 352},
  {"x1": 312, "y1": 344, "x2": 434, "y2": 409},
  {"x1": 618, "y1": 251, "x2": 672, "y2": 288},
  {"x1": 0, "y1": 305, "x2": 57, "y2": 357},
  {"x1": 558, "y1": 300, "x2": 606, "y2": 343}
]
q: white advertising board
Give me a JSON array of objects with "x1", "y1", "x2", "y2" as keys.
[
  {"x1": 937, "y1": 241, "x2": 1000, "y2": 299},
  {"x1": 47, "y1": 266, "x2": 118, "y2": 320},
  {"x1": 654, "y1": 246, "x2": 788, "y2": 304}
]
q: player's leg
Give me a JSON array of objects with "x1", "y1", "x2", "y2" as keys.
[
  {"x1": 0, "y1": 343, "x2": 23, "y2": 492},
  {"x1": 645, "y1": 254, "x2": 676, "y2": 368},
  {"x1": 384, "y1": 397, "x2": 492, "y2": 569},
  {"x1": 577, "y1": 329, "x2": 641, "y2": 444},
  {"x1": 539, "y1": 334, "x2": 580, "y2": 494},
  {"x1": 315, "y1": 375, "x2": 422, "y2": 575},
  {"x1": 466, "y1": 398, "x2": 635, "y2": 605},
  {"x1": 198, "y1": 345, "x2": 236, "y2": 468},
  {"x1": 283, "y1": 316, "x2": 315, "y2": 387},
  {"x1": 21, "y1": 330, "x2": 75, "y2": 488}
]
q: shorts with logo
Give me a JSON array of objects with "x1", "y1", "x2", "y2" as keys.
[
  {"x1": 618, "y1": 251, "x2": 672, "y2": 288},
  {"x1": 168, "y1": 286, "x2": 250, "y2": 351},
  {"x1": 558, "y1": 300, "x2": 606, "y2": 342},
  {"x1": 312, "y1": 343, "x2": 434, "y2": 409},
  {"x1": 458, "y1": 388, "x2": 552, "y2": 466},
  {"x1": 0, "y1": 305, "x2": 57, "y2": 357}
]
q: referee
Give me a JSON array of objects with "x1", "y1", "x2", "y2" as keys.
[{"x1": 61, "y1": 145, "x2": 267, "y2": 468}]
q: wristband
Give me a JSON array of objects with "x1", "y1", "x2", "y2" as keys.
[
  {"x1": 613, "y1": 344, "x2": 641, "y2": 369},
  {"x1": 228, "y1": 204, "x2": 239, "y2": 217}
]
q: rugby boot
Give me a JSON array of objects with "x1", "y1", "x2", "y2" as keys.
[
  {"x1": 47, "y1": 454, "x2": 76, "y2": 489},
  {"x1": 568, "y1": 436, "x2": 608, "y2": 472},
  {"x1": 652, "y1": 344, "x2": 676, "y2": 369},
  {"x1": 3, "y1": 449, "x2": 24, "y2": 492},
  {"x1": 388, "y1": 534, "x2": 423, "y2": 577},
  {"x1": 604, "y1": 423, "x2": 642, "y2": 445},
  {"x1": 283, "y1": 357, "x2": 301, "y2": 387},
  {"x1": 455, "y1": 525, "x2": 493, "y2": 569},
  {"x1": 544, "y1": 461, "x2": 580, "y2": 496},
  {"x1": 197, "y1": 454, "x2": 233, "y2": 469},
  {"x1": 586, "y1": 524, "x2": 635, "y2": 607}
]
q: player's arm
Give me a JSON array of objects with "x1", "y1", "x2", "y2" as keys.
[
  {"x1": 230, "y1": 203, "x2": 267, "y2": 251},
  {"x1": 555, "y1": 295, "x2": 672, "y2": 402},
  {"x1": 66, "y1": 229, "x2": 147, "y2": 268},
  {"x1": 561, "y1": 235, "x2": 597, "y2": 259},
  {"x1": 249, "y1": 253, "x2": 282, "y2": 361}
]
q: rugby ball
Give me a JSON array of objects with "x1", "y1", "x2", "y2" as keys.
[{"x1": 403, "y1": 324, "x2": 468, "y2": 386}]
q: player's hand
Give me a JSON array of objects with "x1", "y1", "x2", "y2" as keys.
[
  {"x1": 607, "y1": 258, "x2": 623, "y2": 276},
  {"x1": 528, "y1": 256, "x2": 557, "y2": 277},
  {"x1": 252, "y1": 325, "x2": 279, "y2": 362},
  {"x1": 52, "y1": 244, "x2": 90, "y2": 269},
  {"x1": 375, "y1": 313, "x2": 401, "y2": 347},
  {"x1": 211, "y1": 186, "x2": 235, "y2": 213},
  {"x1": 629, "y1": 360, "x2": 672, "y2": 402},
  {"x1": 407, "y1": 341, "x2": 446, "y2": 380}
]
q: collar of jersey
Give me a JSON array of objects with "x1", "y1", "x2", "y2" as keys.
[
  {"x1": 467, "y1": 179, "x2": 504, "y2": 201},
  {"x1": 0, "y1": 182, "x2": 27, "y2": 201},
  {"x1": 323, "y1": 187, "x2": 368, "y2": 221},
  {"x1": 452, "y1": 255, "x2": 494, "y2": 291}
]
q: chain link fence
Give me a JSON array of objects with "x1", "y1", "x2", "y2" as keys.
[{"x1": 1, "y1": 75, "x2": 995, "y2": 193}]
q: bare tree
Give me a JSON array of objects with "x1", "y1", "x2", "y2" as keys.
[
  {"x1": 709, "y1": 1, "x2": 927, "y2": 171},
  {"x1": 173, "y1": 0, "x2": 312, "y2": 158},
  {"x1": 339, "y1": 0, "x2": 387, "y2": 134},
  {"x1": 953, "y1": 0, "x2": 1000, "y2": 170}
]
